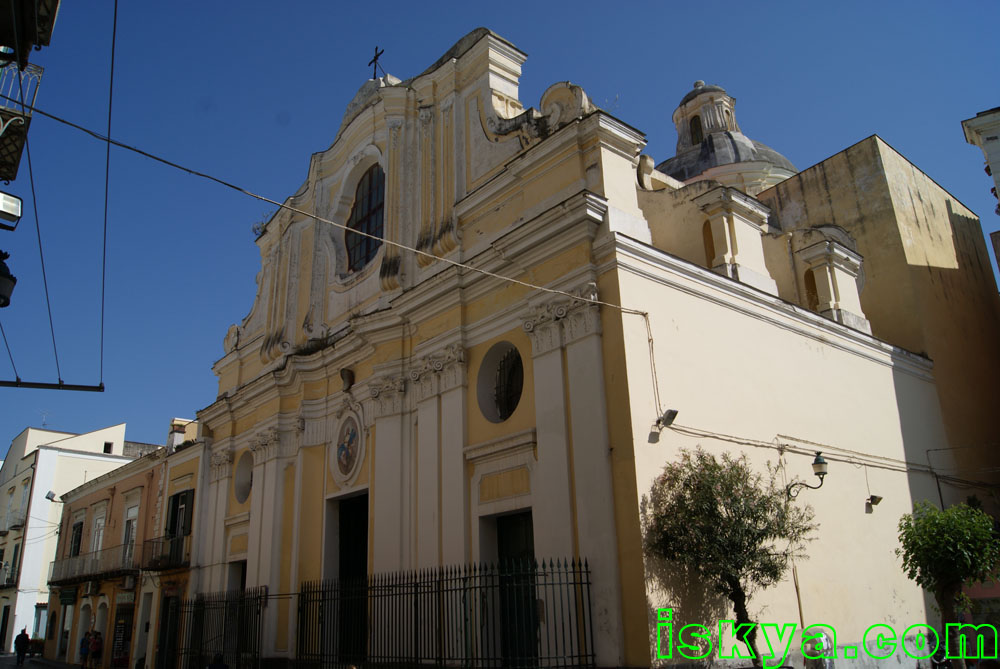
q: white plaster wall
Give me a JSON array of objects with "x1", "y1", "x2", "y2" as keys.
[
  {"x1": 613, "y1": 247, "x2": 948, "y2": 657},
  {"x1": 5, "y1": 446, "x2": 132, "y2": 650}
]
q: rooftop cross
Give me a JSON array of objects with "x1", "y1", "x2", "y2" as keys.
[{"x1": 368, "y1": 46, "x2": 385, "y2": 80}]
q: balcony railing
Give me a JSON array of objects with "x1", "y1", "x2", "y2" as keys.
[
  {"x1": 141, "y1": 535, "x2": 191, "y2": 571},
  {"x1": 0, "y1": 62, "x2": 41, "y2": 182},
  {"x1": 49, "y1": 543, "x2": 138, "y2": 585}
]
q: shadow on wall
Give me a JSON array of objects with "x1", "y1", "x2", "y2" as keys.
[{"x1": 642, "y1": 551, "x2": 730, "y2": 666}]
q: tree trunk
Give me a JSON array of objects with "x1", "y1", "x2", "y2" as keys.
[
  {"x1": 727, "y1": 577, "x2": 761, "y2": 668},
  {"x1": 938, "y1": 583, "x2": 966, "y2": 669}
]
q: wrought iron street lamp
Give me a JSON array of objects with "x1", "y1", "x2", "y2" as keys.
[{"x1": 786, "y1": 451, "x2": 828, "y2": 499}]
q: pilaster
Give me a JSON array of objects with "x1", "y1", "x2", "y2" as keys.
[
  {"x1": 797, "y1": 239, "x2": 872, "y2": 334},
  {"x1": 695, "y1": 186, "x2": 779, "y2": 296}
]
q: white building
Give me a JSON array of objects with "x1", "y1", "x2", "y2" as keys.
[
  {"x1": 0, "y1": 425, "x2": 158, "y2": 649},
  {"x1": 963, "y1": 106, "x2": 1000, "y2": 217}
]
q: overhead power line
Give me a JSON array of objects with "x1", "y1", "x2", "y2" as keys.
[
  {"x1": 0, "y1": 93, "x2": 646, "y2": 319},
  {"x1": 99, "y1": 0, "x2": 118, "y2": 386},
  {"x1": 8, "y1": 2, "x2": 63, "y2": 384}
]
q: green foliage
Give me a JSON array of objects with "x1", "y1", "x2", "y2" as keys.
[
  {"x1": 896, "y1": 501, "x2": 999, "y2": 606},
  {"x1": 641, "y1": 447, "x2": 817, "y2": 601}
]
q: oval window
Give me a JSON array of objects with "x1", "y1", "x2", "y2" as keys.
[
  {"x1": 477, "y1": 342, "x2": 524, "y2": 423},
  {"x1": 234, "y1": 451, "x2": 253, "y2": 503}
]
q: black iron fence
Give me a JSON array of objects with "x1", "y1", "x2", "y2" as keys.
[
  {"x1": 297, "y1": 558, "x2": 594, "y2": 669},
  {"x1": 177, "y1": 586, "x2": 267, "y2": 669}
]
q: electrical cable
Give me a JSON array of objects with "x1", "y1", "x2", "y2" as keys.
[
  {"x1": 0, "y1": 318, "x2": 18, "y2": 380},
  {"x1": 6, "y1": 91, "x2": 992, "y2": 495},
  {"x1": 99, "y1": 0, "x2": 118, "y2": 385},
  {"x1": 0, "y1": 93, "x2": 647, "y2": 321},
  {"x1": 8, "y1": 4, "x2": 62, "y2": 383}
]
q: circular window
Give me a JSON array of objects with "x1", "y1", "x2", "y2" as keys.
[
  {"x1": 234, "y1": 451, "x2": 253, "y2": 503},
  {"x1": 477, "y1": 342, "x2": 524, "y2": 423}
]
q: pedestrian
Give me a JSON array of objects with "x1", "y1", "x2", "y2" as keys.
[
  {"x1": 89, "y1": 631, "x2": 103, "y2": 669},
  {"x1": 79, "y1": 631, "x2": 90, "y2": 669},
  {"x1": 13, "y1": 628, "x2": 29, "y2": 666}
]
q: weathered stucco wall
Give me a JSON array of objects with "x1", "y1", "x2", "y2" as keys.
[{"x1": 759, "y1": 136, "x2": 1000, "y2": 467}]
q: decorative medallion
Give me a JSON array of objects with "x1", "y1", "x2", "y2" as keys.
[
  {"x1": 330, "y1": 415, "x2": 363, "y2": 484},
  {"x1": 337, "y1": 417, "x2": 359, "y2": 475}
]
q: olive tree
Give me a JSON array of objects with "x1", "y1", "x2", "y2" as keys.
[
  {"x1": 641, "y1": 448, "x2": 816, "y2": 667},
  {"x1": 897, "y1": 501, "x2": 999, "y2": 669}
]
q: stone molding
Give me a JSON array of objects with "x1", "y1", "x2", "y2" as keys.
[
  {"x1": 464, "y1": 428, "x2": 536, "y2": 464},
  {"x1": 796, "y1": 239, "x2": 863, "y2": 275},
  {"x1": 522, "y1": 282, "x2": 601, "y2": 356},
  {"x1": 369, "y1": 375, "x2": 407, "y2": 418},
  {"x1": 410, "y1": 343, "x2": 466, "y2": 402}
]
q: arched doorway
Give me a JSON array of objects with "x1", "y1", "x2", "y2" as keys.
[
  {"x1": 76, "y1": 604, "x2": 92, "y2": 664},
  {"x1": 95, "y1": 601, "x2": 108, "y2": 638}
]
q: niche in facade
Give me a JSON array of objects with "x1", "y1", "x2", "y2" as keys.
[{"x1": 234, "y1": 451, "x2": 253, "y2": 503}]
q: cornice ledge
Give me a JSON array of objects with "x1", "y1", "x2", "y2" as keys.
[
  {"x1": 602, "y1": 233, "x2": 935, "y2": 379},
  {"x1": 464, "y1": 428, "x2": 536, "y2": 464}
]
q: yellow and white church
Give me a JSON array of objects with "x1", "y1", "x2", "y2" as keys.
[{"x1": 192, "y1": 28, "x2": 1000, "y2": 667}]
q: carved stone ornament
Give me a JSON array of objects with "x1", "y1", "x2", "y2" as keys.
[
  {"x1": 369, "y1": 375, "x2": 407, "y2": 418},
  {"x1": 302, "y1": 305, "x2": 330, "y2": 340},
  {"x1": 248, "y1": 426, "x2": 281, "y2": 464},
  {"x1": 539, "y1": 82, "x2": 594, "y2": 133},
  {"x1": 522, "y1": 282, "x2": 601, "y2": 355},
  {"x1": 223, "y1": 324, "x2": 241, "y2": 354},
  {"x1": 410, "y1": 343, "x2": 466, "y2": 401},
  {"x1": 210, "y1": 450, "x2": 234, "y2": 482}
]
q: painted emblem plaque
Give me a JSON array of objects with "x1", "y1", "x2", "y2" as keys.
[{"x1": 336, "y1": 416, "x2": 360, "y2": 476}]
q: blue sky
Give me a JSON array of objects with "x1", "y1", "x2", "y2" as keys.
[{"x1": 0, "y1": 1, "x2": 998, "y2": 448}]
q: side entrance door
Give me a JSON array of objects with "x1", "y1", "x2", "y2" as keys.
[{"x1": 496, "y1": 511, "x2": 537, "y2": 668}]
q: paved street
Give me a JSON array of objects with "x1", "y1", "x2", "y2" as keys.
[{"x1": 0, "y1": 653, "x2": 74, "y2": 669}]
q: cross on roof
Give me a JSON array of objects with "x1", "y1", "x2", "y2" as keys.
[{"x1": 368, "y1": 46, "x2": 385, "y2": 80}]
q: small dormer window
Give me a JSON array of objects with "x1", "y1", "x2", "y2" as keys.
[
  {"x1": 690, "y1": 115, "x2": 704, "y2": 144},
  {"x1": 346, "y1": 164, "x2": 385, "y2": 271}
]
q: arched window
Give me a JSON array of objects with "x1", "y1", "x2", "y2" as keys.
[
  {"x1": 346, "y1": 164, "x2": 385, "y2": 271},
  {"x1": 690, "y1": 115, "x2": 704, "y2": 144},
  {"x1": 702, "y1": 221, "x2": 715, "y2": 268},
  {"x1": 804, "y1": 269, "x2": 820, "y2": 312},
  {"x1": 724, "y1": 109, "x2": 733, "y2": 130}
]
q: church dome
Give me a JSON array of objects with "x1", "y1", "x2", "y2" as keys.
[
  {"x1": 657, "y1": 132, "x2": 797, "y2": 182},
  {"x1": 656, "y1": 81, "x2": 797, "y2": 195},
  {"x1": 678, "y1": 80, "x2": 726, "y2": 107}
]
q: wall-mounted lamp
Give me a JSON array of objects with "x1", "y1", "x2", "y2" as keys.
[
  {"x1": 867, "y1": 495, "x2": 882, "y2": 506},
  {"x1": 656, "y1": 409, "x2": 678, "y2": 430},
  {"x1": 786, "y1": 452, "x2": 828, "y2": 500},
  {"x1": 44, "y1": 490, "x2": 62, "y2": 503}
]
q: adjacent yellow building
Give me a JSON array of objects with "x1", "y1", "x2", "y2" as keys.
[
  {"x1": 190, "y1": 28, "x2": 1000, "y2": 668},
  {"x1": 43, "y1": 419, "x2": 204, "y2": 669}
]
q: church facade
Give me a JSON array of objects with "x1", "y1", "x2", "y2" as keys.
[{"x1": 193, "y1": 29, "x2": 1000, "y2": 667}]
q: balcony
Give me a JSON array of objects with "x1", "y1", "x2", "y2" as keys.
[
  {"x1": 141, "y1": 535, "x2": 191, "y2": 571},
  {"x1": 49, "y1": 543, "x2": 138, "y2": 585},
  {"x1": 6, "y1": 508, "x2": 24, "y2": 530},
  {"x1": 0, "y1": 0, "x2": 61, "y2": 70},
  {"x1": 0, "y1": 61, "x2": 40, "y2": 183}
]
